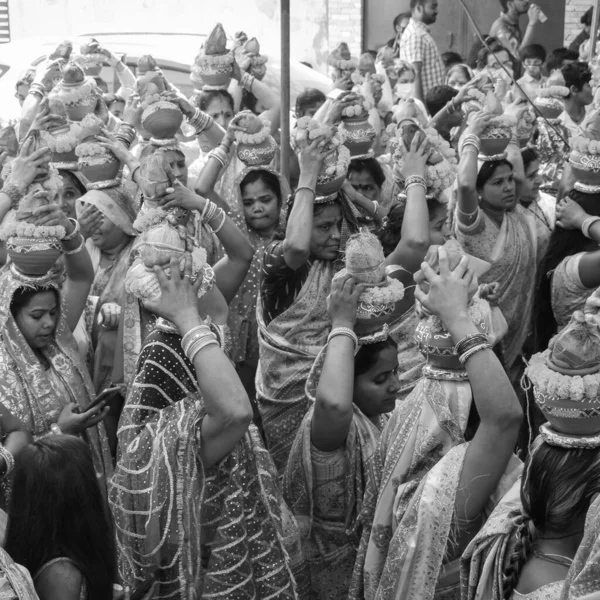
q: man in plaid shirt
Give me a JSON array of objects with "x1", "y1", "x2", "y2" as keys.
[{"x1": 399, "y1": 0, "x2": 445, "y2": 103}]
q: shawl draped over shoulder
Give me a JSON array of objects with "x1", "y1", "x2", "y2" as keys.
[
  {"x1": 283, "y1": 345, "x2": 387, "y2": 599},
  {"x1": 109, "y1": 328, "x2": 308, "y2": 599},
  {"x1": 348, "y1": 298, "x2": 522, "y2": 600},
  {"x1": 0, "y1": 265, "x2": 112, "y2": 499},
  {"x1": 256, "y1": 260, "x2": 335, "y2": 475}
]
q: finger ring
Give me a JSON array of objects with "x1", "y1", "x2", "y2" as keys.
[{"x1": 166, "y1": 187, "x2": 174, "y2": 193}]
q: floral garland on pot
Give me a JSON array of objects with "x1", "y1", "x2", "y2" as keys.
[
  {"x1": 41, "y1": 122, "x2": 82, "y2": 153},
  {"x1": 526, "y1": 350, "x2": 598, "y2": 402},
  {"x1": 571, "y1": 137, "x2": 600, "y2": 154},
  {"x1": 195, "y1": 52, "x2": 234, "y2": 68},
  {"x1": 359, "y1": 277, "x2": 405, "y2": 306},
  {"x1": 234, "y1": 119, "x2": 272, "y2": 144},
  {"x1": 341, "y1": 98, "x2": 375, "y2": 119},
  {"x1": 0, "y1": 221, "x2": 66, "y2": 241}
]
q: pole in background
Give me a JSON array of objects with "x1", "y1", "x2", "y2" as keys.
[{"x1": 280, "y1": 0, "x2": 290, "y2": 183}]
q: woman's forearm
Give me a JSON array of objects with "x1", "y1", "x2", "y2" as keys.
[
  {"x1": 457, "y1": 148, "x2": 480, "y2": 224},
  {"x1": 312, "y1": 334, "x2": 355, "y2": 451},
  {"x1": 283, "y1": 172, "x2": 317, "y2": 267},
  {"x1": 387, "y1": 185, "x2": 430, "y2": 272},
  {"x1": 18, "y1": 93, "x2": 42, "y2": 140},
  {"x1": 179, "y1": 313, "x2": 252, "y2": 468},
  {"x1": 195, "y1": 119, "x2": 226, "y2": 154},
  {"x1": 0, "y1": 193, "x2": 13, "y2": 225},
  {"x1": 211, "y1": 215, "x2": 254, "y2": 304},
  {"x1": 114, "y1": 61, "x2": 136, "y2": 94},
  {"x1": 194, "y1": 142, "x2": 232, "y2": 197}
]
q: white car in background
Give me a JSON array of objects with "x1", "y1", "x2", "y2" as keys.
[{"x1": 0, "y1": 32, "x2": 332, "y2": 122}]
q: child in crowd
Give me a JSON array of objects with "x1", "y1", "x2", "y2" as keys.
[{"x1": 516, "y1": 43, "x2": 547, "y2": 99}]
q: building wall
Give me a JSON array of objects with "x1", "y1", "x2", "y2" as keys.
[
  {"x1": 328, "y1": 0, "x2": 363, "y2": 58},
  {"x1": 564, "y1": 0, "x2": 591, "y2": 47}
]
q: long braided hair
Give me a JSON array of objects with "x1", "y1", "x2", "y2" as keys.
[{"x1": 501, "y1": 439, "x2": 600, "y2": 598}]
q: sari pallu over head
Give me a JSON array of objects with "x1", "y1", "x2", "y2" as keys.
[
  {"x1": 255, "y1": 190, "x2": 363, "y2": 475},
  {"x1": 118, "y1": 140, "x2": 220, "y2": 388},
  {"x1": 283, "y1": 344, "x2": 388, "y2": 600},
  {"x1": 228, "y1": 165, "x2": 289, "y2": 365},
  {"x1": 76, "y1": 187, "x2": 137, "y2": 394},
  {"x1": 0, "y1": 265, "x2": 112, "y2": 494},
  {"x1": 348, "y1": 293, "x2": 521, "y2": 600},
  {"x1": 109, "y1": 327, "x2": 307, "y2": 600}
]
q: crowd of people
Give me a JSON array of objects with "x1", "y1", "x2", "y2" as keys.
[{"x1": 0, "y1": 0, "x2": 599, "y2": 598}]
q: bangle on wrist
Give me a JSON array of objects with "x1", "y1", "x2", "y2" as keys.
[
  {"x1": 295, "y1": 186, "x2": 316, "y2": 199},
  {"x1": 62, "y1": 235, "x2": 85, "y2": 255},
  {"x1": 29, "y1": 82, "x2": 47, "y2": 99},
  {"x1": 454, "y1": 333, "x2": 488, "y2": 356},
  {"x1": 201, "y1": 201, "x2": 219, "y2": 224},
  {"x1": 371, "y1": 200, "x2": 380, "y2": 219},
  {"x1": 62, "y1": 218, "x2": 80, "y2": 241},
  {"x1": 1, "y1": 183, "x2": 23, "y2": 210},
  {"x1": 0, "y1": 445, "x2": 14, "y2": 479},
  {"x1": 240, "y1": 72, "x2": 255, "y2": 92},
  {"x1": 210, "y1": 209, "x2": 227, "y2": 233},
  {"x1": 207, "y1": 147, "x2": 228, "y2": 169},
  {"x1": 459, "y1": 343, "x2": 491, "y2": 364},
  {"x1": 581, "y1": 216, "x2": 600, "y2": 239},
  {"x1": 328, "y1": 327, "x2": 359, "y2": 355}
]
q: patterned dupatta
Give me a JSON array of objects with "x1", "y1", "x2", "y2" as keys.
[
  {"x1": 560, "y1": 495, "x2": 600, "y2": 599},
  {"x1": 227, "y1": 166, "x2": 290, "y2": 365},
  {"x1": 87, "y1": 239, "x2": 135, "y2": 393},
  {"x1": 0, "y1": 547, "x2": 38, "y2": 600},
  {"x1": 457, "y1": 206, "x2": 536, "y2": 368},
  {"x1": 349, "y1": 299, "x2": 522, "y2": 600},
  {"x1": 110, "y1": 328, "x2": 307, "y2": 599},
  {"x1": 460, "y1": 478, "x2": 523, "y2": 600},
  {"x1": 283, "y1": 345, "x2": 387, "y2": 599},
  {"x1": 256, "y1": 260, "x2": 335, "y2": 475},
  {"x1": 119, "y1": 210, "x2": 217, "y2": 389},
  {"x1": 0, "y1": 266, "x2": 112, "y2": 491}
]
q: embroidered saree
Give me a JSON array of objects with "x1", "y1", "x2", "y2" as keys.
[
  {"x1": 227, "y1": 166, "x2": 289, "y2": 366},
  {"x1": 560, "y1": 495, "x2": 600, "y2": 600},
  {"x1": 460, "y1": 477, "x2": 525, "y2": 600},
  {"x1": 283, "y1": 342, "x2": 387, "y2": 600},
  {"x1": 256, "y1": 260, "x2": 335, "y2": 475},
  {"x1": 0, "y1": 266, "x2": 112, "y2": 500},
  {"x1": 348, "y1": 300, "x2": 521, "y2": 600},
  {"x1": 0, "y1": 547, "x2": 38, "y2": 600},
  {"x1": 455, "y1": 206, "x2": 536, "y2": 369},
  {"x1": 76, "y1": 188, "x2": 137, "y2": 394},
  {"x1": 109, "y1": 328, "x2": 307, "y2": 599}
]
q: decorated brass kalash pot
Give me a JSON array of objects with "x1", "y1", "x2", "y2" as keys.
[
  {"x1": 48, "y1": 61, "x2": 99, "y2": 123},
  {"x1": 291, "y1": 118, "x2": 351, "y2": 200},
  {"x1": 75, "y1": 114, "x2": 121, "y2": 189},
  {"x1": 338, "y1": 92, "x2": 377, "y2": 159}
]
